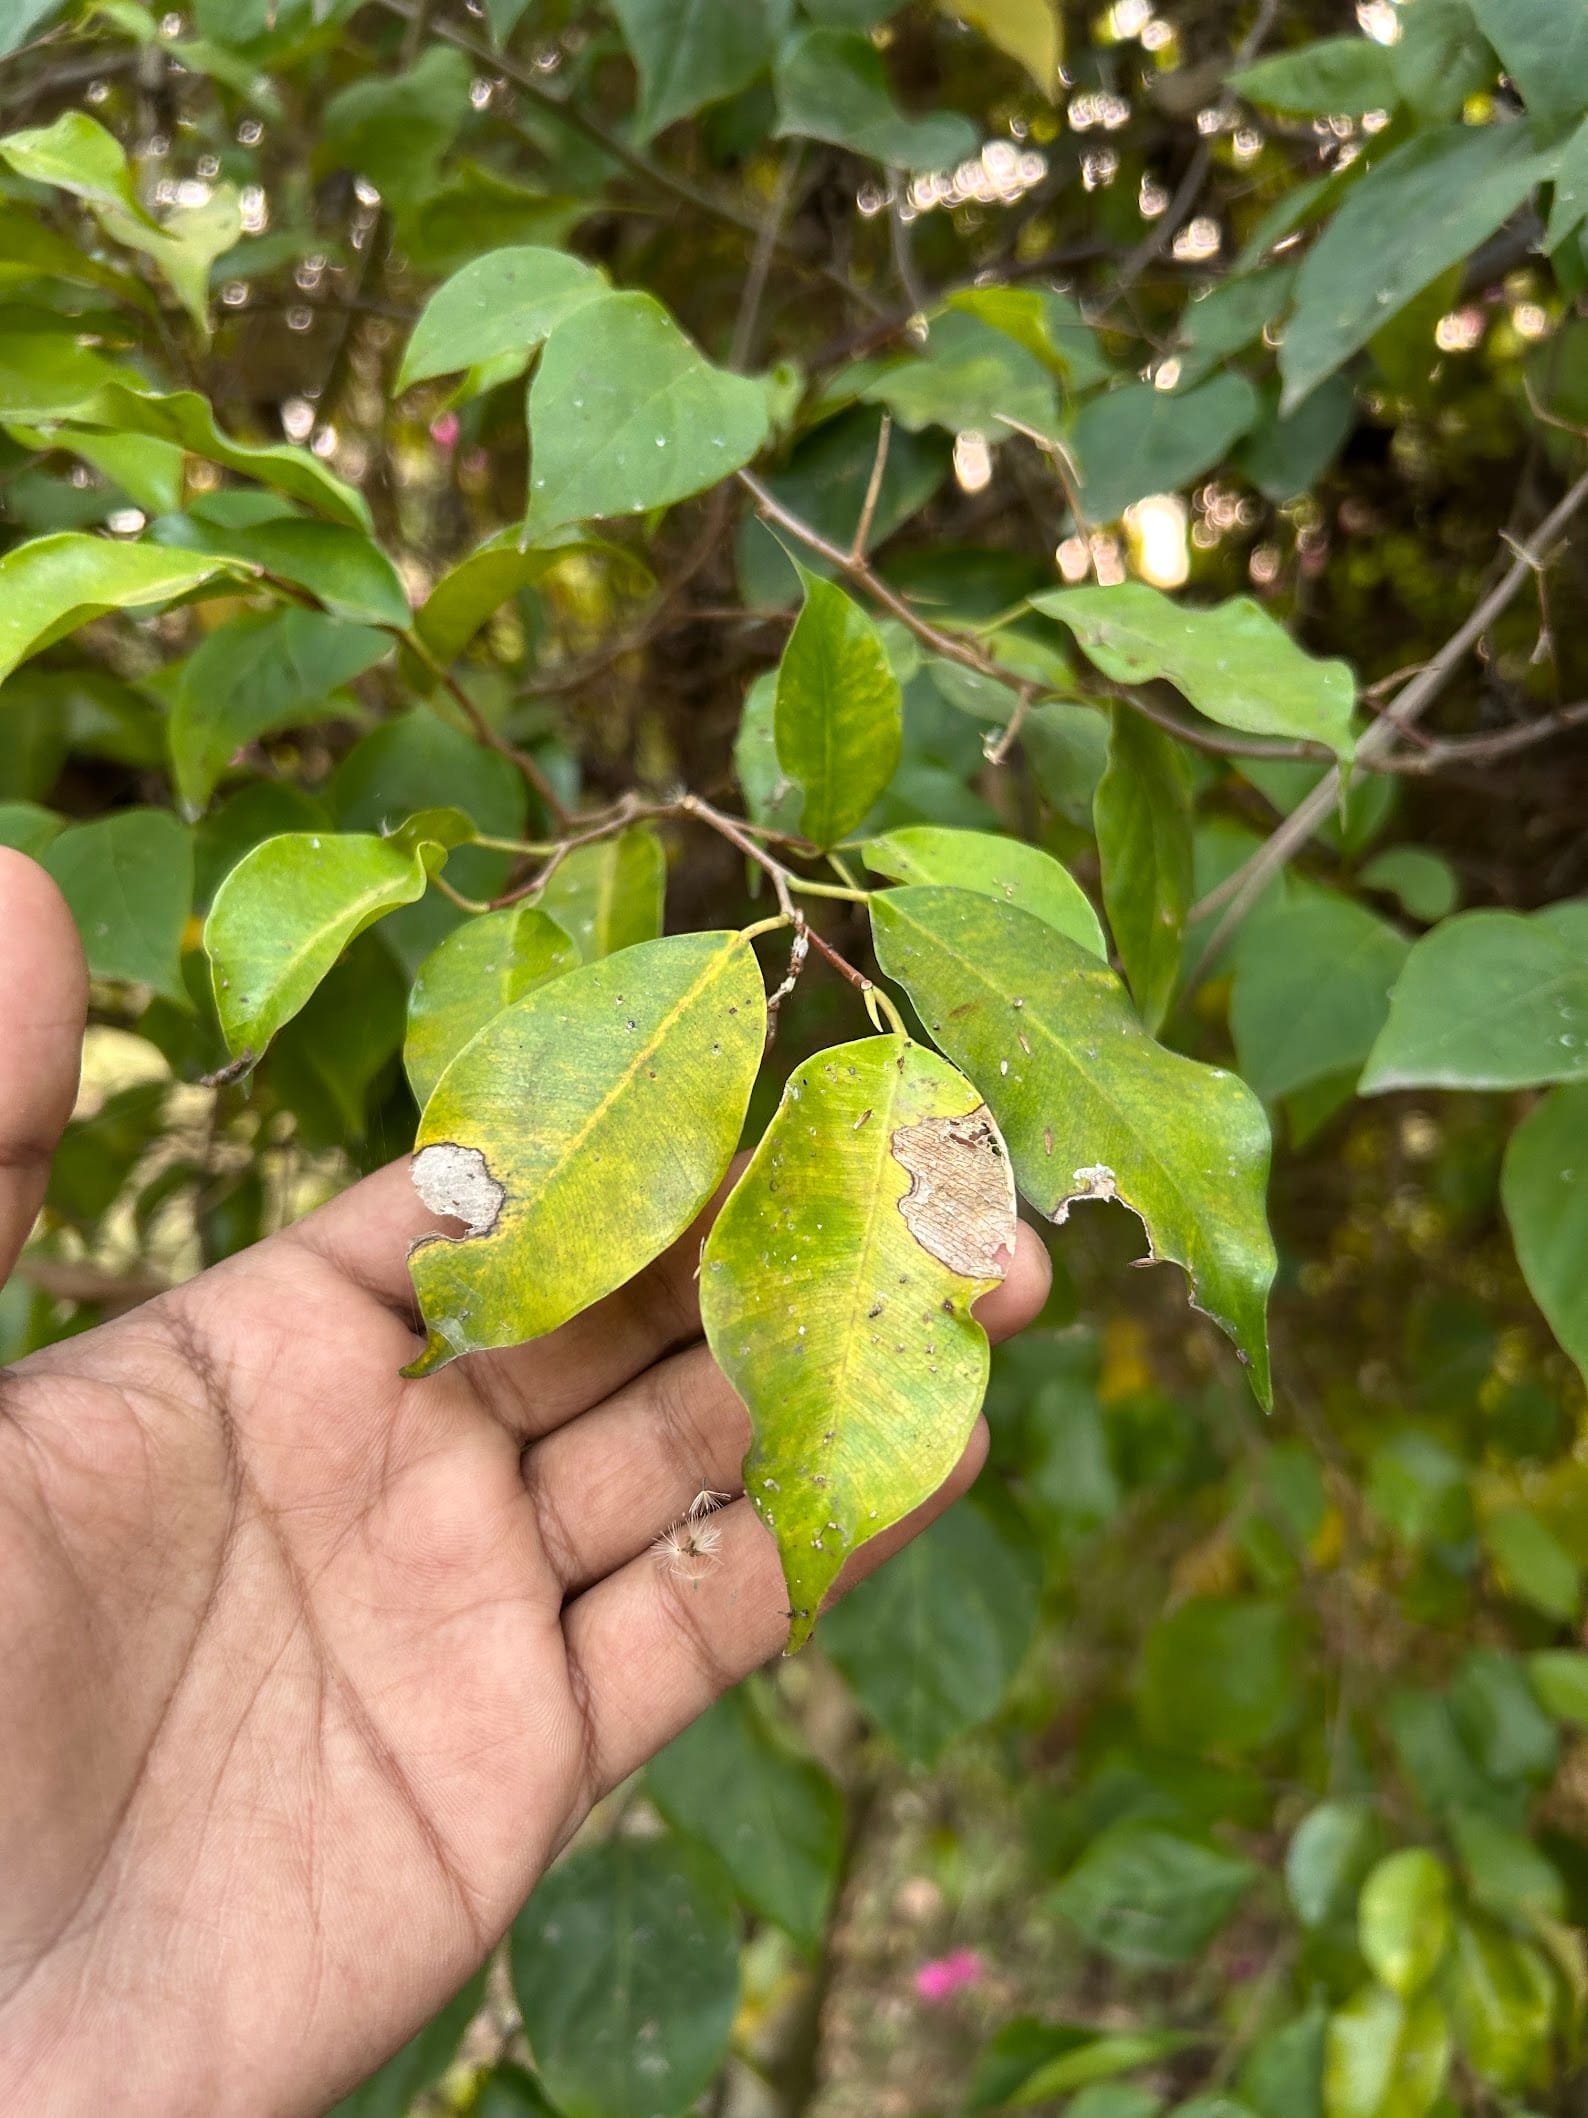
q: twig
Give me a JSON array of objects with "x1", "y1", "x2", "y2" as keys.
[
  {"x1": 405, "y1": 632, "x2": 571, "y2": 826},
  {"x1": 1385, "y1": 699, "x2": 1588, "y2": 773},
  {"x1": 850, "y1": 412, "x2": 892, "y2": 562}
]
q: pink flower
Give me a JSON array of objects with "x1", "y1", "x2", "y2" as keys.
[
  {"x1": 913, "y1": 1949, "x2": 983, "y2": 2004},
  {"x1": 429, "y1": 411, "x2": 461, "y2": 450}
]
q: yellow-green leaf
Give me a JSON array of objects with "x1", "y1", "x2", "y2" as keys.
[
  {"x1": 406, "y1": 931, "x2": 766, "y2": 1372},
  {"x1": 0, "y1": 534, "x2": 253, "y2": 689},
  {"x1": 934, "y1": 0, "x2": 1061, "y2": 96},
  {"x1": 1358, "y1": 1849, "x2": 1453, "y2": 1998},
  {"x1": 862, "y1": 824, "x2": 1106, "y2": 960},
  {"x1": 537, "y1": 826, "x2": 666, "y2": 961},
  {"x1": 405, "y1": 906, "x2": 579, "y2": 1105}
]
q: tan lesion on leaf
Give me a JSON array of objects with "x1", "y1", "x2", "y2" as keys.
[
  {"x1": 410, "y1": 1142, "x2": 506, "y2": 1239},
  {"x1": 890, "y1": 1104, "x2": 1016, "y2": 1280}
]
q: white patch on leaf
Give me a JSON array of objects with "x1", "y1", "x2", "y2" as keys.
[{"x1": 411, "y1": 1142, "x2": 506, "y2": 1238}]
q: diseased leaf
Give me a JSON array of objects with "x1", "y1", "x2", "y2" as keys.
[
  {"x1": 1031, "y1": 582, "x2": 1357, "y2": 760},
  {"x1": 1071, "y1": 375, "x2": 1261, "y2": 524},
  {"x1": 205, "y1": 823, "x2": 457, "y2": 1057},
  {"x1": 821, "y1": 1498, "x2": 1041, "y2": 1764},
  {"x1": 1502, "y1": 1083, "x2": 1588, "y2": 1391},
  {"x1": 509, "y1": 1835, "x2": 740, "y2": 2118},
  {"x1": 1053, "y1": 1826, "x2": 1258, "y2": 1969},
  {"x1": 1359, "y1": 1850, "x2": 1453, "y2": 1998},
  {"x1": 1361, "y1": 910, "x2": 1588, "y2": 1092},
  {"x1": 44, "y1": 809, "x2": 192, "y2": 1001},
  {"x1": 871, "y1": 887, "x2": 1276, "y2": 1402},
  {"x1": 863, "y1": 824, "x2": 1106, "y2": 959},
  {"x1": 611, "y1": 0, "x2": 783, "y2": 138},
  {"x1": 774, "y1": 569, "x2": 902, "y2": 849},
  {"x1": 703, "y1": 1034, "x2": 1016, "y2": 1647},
  {"x1": 647, "y1": 1686, "x2": 844, "y2": 1953},
  {"x1": 406, "y1": 931, "x2": 765, "y2": 1371},
  {"x1": 536, "y1": 825, "x2": 666, "y2": 961},
  {"x1": 1281, "y1": 121, "x2": 1565, "y2": 411},
  {"x1": 524, "y1": 291, "x2": 769, "y2": 536},
  {"x1": 1094, "y1": 708, "x2": 1194, "y2": 1033},
  {"x1": 1324, "y1": 1985, "x2": 1451, "y2": 2118},
  {"x1": 0, "y1": 535, "x2": 252, "y2": 689},
  {"x1": 405, "y1": 906, "x2": 579, "y2": 1105},
  {"x1": 773, "y1": 28, "x2": 980, "y2": 172},
  {"x1": 396, "y1": 245, "x2": 608, "y2": 393},
  {"x1": 1232, "y1": 895, "x2": 1410, "y2": 1104}
]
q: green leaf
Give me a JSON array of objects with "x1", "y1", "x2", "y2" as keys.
[
  {"x1": 1450, "y1": 1808, "x2": 1567, "y2": 1926},
  {"x1": 647, "y1": 1685, "x2": 844, "y2": 1953},
  {"x1": 1237, "y1": 374, "x2": 1357, "y2": 504},
  {"x1": 1366, "y1": 1429, "x2": 1472, "y2": 1549},
  {"x1": 862, "y1": 825, "x2": 1105, "y2": 959},
  {"x1": 1392, "y1": 0, "x2": 1495, "y2": 120},
  {"x1": 321, "y1": 45, "x2": 472, "y2": 210},
  {"x1": 396, "y1": 245, "x2": 608, "y2": 393},
  {"x1": 483, "y1": 0, "x2": 533, "y2": 41},
  {"x1": 1358, "y1": 1850, "x2": 1452, "y2": 1999},
  {"x1": 859, "y1": 310, "x2": 1058, "y2": 438},
  {"x1": 524, "y1": 291, "x2": 770, "y2": 536},
  {"x1": 205, "y1": 825, "x2": 454, "y2": 1057},
  {"x1": 1529, "y1": 1647, "x2": 1588, "y2": 1729},
  {"x1": 1175, "y1": 267, "x2": 1296, "y2": 389},
  {"x1": 509, "y1": 1834, "x2": 740, "y2": 2118},
  {"x1": 0, "y1": 534, "x2": 252, "y2": 689},
  {"x1": 44, "y1": 809, "x2": 193, "y2": 1001},
  {"x1": 1287, "y1": 1800, "x2": 1383, "y2": 1931},
  {"x1": 773, "y1": 28, "x2": 980, "y2": 172},
  {"x1": 1324, "y1": 1986, "x2": 1451, "y2": 2118},
  {"x1": 935, "y1": 0, "x2": 1061, "y2": 97},
  {"x1": 773, "y1": 570, "x2": 902, "y2": 849},
  {"x1": 1070, "y1": 375, "x2": 1261, "y2": 524},
  {"x1": 0, "y1": 801, "x2": 64, "y2": 858},
  {"x1": 870, "y1": 887, "x2": 1277, "y2": 1402},
  {"x1": 536, "y1": 826, "x2": 666, "y2": 961},
  {"x1": 150, "y1": 513, "x2": 410, "y2": 630},
  {"x1": 1360, "y1": 911, "x2": 1588, "y2": 1093},
  {"x1": 736, "y1": 669, "x2": 804, "y2": 834},
  {"x1": 1231, "y1": 37, "x2": 1402, "y2": 116},
  {"x1": 1448, "y1": 1915, "x2": 1556, "y2": 2093},
  {"x1": 1450, "y1": 1646, "x2": 1559, "y2": 1786},
  {"x1": 1240, "y1": 2009, "x2": 1327, "y2": 2118},
  {"x1": 405, "y1": 906, "x2": 579, "y2": 1105},
  {"x1": 471, "y1": 2064, "x2": 560, "y2": 2117},
  {"x1": 168, "y1": 608, "x2": 391, "y2": 812},
  {"x1": 1136, "y1": 1598, "x2": 1305, "y2": 1757},
  {"x1": 414, "y1": 527, "x2": 622, "y2": 673},
  {"x1": 968, "y1": 2021, "x2": 1179, "y2": 2113},
  {"x1": 1094, "y1": 709, "x2": 1194, "y2": 1033},
  {"x1": 325, "y1": 1969, "x2": 486, "y2": 2117},
  {"x1": 1232, "y1": 895, "x2": 1410, "y2": 1104},
  {"x1": 820, "y1": 1498, "x2": 1041, "y2": 1764},
  {"x1": 1482, "y1": 1507, "x2": 1582, "y2": 1623},
  {"x1": 1053, "y1": 1825, "x2": 1258, "y2": 1969},
  {"x1": 702, "y1": 1034, "x2": 1014, "y2": 1647},
  {"x1": 611, "y1": 0, "x2": 783, "y2": 137},
  {"x1": 1, "y1": 0, "x2": 68, "y2": 57},
  {"x1": 1468, "y1": 0, "x2": 1587, "y2": 120},
  {"x1": 406, "y1": 931, "x2": 765, "y2": 1372},
  {"x1": 1502, "y1": 1083, "x2": 1588, "y2": 1390},
  {"x1": 1358, "y1": 847, "x2": 1458, "y2": 925},
  {"x1": 1281, "y1": 120, "x2": 1565, "y2": 412},
  {"x1": 1031, "y1": 582, "x2": 1357, "y2": 761},
  {"x1": 947, "y1": 285, "x2": 1114, "y2": 392}
]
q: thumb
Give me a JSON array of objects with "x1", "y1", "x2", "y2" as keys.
[{"x1": 0, "y1": 850, "x2": 88, "y2": 1288}]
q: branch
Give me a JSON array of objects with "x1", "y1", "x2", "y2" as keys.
[{"x1": 1384, "y1": 698, "x2": 1588, "y2": 774}]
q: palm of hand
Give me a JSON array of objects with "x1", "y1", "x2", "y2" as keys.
[{"x1": 0, "y1": 851, "x2": 1044, "y2": 2117}]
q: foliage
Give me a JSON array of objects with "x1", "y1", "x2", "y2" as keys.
[{"x1": 6, "y1": 0, "x2": 1588, "y2": 2111}]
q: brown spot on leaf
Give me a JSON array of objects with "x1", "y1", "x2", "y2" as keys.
[{"x1": 890, "y1": 1103, "x2": 1017, "y2": 1281}]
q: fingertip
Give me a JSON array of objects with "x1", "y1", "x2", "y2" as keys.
[
  {"x1": 0, "y1": 845, "x2": 88, "y2": 1045},
  {"x1": 974, "y1": 1220, "x2": 1051, "y2": 1345}
]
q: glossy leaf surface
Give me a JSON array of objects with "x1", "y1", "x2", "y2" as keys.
[
  {"x1": 404, "y1": 905, "x2": 579, "y2": 1105},
  {"x1": 862, "y1": 824, "x2": 1106, "y2": 959},
  {"x1": 0, "y1": 535, "x2": 251, "y2": 689}
]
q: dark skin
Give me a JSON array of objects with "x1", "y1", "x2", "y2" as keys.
[{"x1": 0, "y1": 848, "x2": 1050, "y2": 2117}]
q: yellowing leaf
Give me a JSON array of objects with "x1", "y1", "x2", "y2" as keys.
[
  {"x1": 936, "y1": 0, "x2": 1061, "y2": 97},
  {"x1": 537, "y1": 825, "x2": 666, "y2": 961},
  {"x1": 405, "y1": 905, "x2": 580, "y2": 1105},
  {"x1": 702, "y1": 1034, "x2": 1016, "y2": 1650},
  {"x1": 406, "y1": 931, "x2": 766, "y2": 1372}
]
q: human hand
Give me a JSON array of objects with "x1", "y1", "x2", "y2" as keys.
[{"x1": 0, "y1": 850, "x2": 1049, "y2": 2118}]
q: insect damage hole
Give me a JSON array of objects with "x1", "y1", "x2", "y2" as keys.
[
  {"x1": 1052, "y1": 1164, "x2": 1118, "y2": 1223},
  {"x1": 890, "y1": 1105, "x2": 1017, "y2": 1280},
  {"x1": 411, "y1": 1143, "x2": 506, "y2": 1238}
]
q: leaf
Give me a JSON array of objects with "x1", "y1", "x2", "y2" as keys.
[
  {"x1": 44, "y1": 809, "x2": 193, "y2": 1001},
  {"x1": 405, "y1": 906, "x2": 579, "y2": 1105},
  {"x1": 0, "y1": 0, "x2": 68, "y2": 57},
  {"x1": 325, "y1": 1969, "x2": 486, "y2": 2117},
  {"x1": 1324, "y1": 1985, "x2": 1451, "y2": 2118},
  {"x1": 0, "y1": 802, "x2": 64, "y2": 858},
  {"x1": 1450, "y1": 1808, "x2": 1567, "y2": 1927},
  {"x1": 1547, "y1": 115, "x2": 1588, "y2": 250},
  {"x1": 1237, "y1": 375, "x2": 1357, "y2": 503},
  {"x1": 1482, "y1": 1507, "x2": 1582, "y2": 1623},
  {"x1": 1070, "y1": 375, "x2": 1261, "y2": 525},
  {"x1": 647, "y1": 1686, "x2": 844, "y2": 1953},
  {"x1": 1094, "y1": 709, "x2": 1194, "y2": 1033},
  {"x1": 1391, "y1": 0, "x2": 1495, "y2": 120},
  {"x1": 321, "y1": 45, "x2": 472, "y2": 210},
  {"x1": 406, "y1": 931, "x2": 765, "y2": 1372},
  {"x1": 1468, "y1": 0, "x2": 1588, "y2": 121},
  {"x1": 0, "y1": 535, "x2": 252, "y2": 689},
  {"x1": 870, "y1": 888, "x2": 1277, "y2": 1402},
  {"x1": 536, "y1": 826, "x2": 666, "y2": 961},
  {"x1": 1502, "y1": 1083, "x2": 1588, "y2": 1390},
  {"x1": 773, "y1": 28, "x2": 980, "y2": 173},
  {"x1": 969, "y1": 2020, "x2": 1188, "y2": 2111},
  {"x1": 1450, "y1": 1648, "x2": 1559, "y2": 1786},
  {"x1": 862, "y1": 825, "x2": 1106, "y2": 959},
  {"x1": 1240, "y1": 2010, "x2": 1327, "y2": 2118},
  {"x1": 396, "y1": 245, "x2": 608, "y2": 393},
  {"x1": 934, "y1": 0, "x2": 1061, "y2": 96},
  {"x1": 736, "y1": 669, "x2": 804, "y2": 833},
  {"x1": 168, "y1": 608, "x2": 391, "y2": 812},
  {"x1": 509, "y1": 1834, "x2": 740, "y2": 2118},
  {"x1": 1052, "y1": 1825, "x2": 1258, "y2": 1969},
  {"x1": 1175, "y1": 267, "x2": 1296, "y2": 389},
  {"x1": 150, "y1": 513, "x2": 410, "y2": 630},
  {"x1": 1361, "y1": 910, "x2": 1588, "y2": 1092},
  {"x1": 1031, "y1": 582, "x2": 1357, "y2": 761},
  {"x1": 1281, "y1": 120, "x2": 1565, "y2": 412},
  {"x1": 1358, "y1": 847, "x2": 1458, "y2": 925},
  {"x1": 772, "y1": 570, "x2": 902, "y2": 849},
  {"x1": 483, "y1": 0, "x2": 533, "y2": 40},
  {"x1": 1136, "y1": 1598, "x2": 1305, "y2": 1758},
  {"x1": 1366, "y1": 1429, "x2": 1472, "y2": 1548},
  {"x1": 611, "y1": 0, "x2": 783, "y2": 137},
  {"x1": 1231, "y1": 37, "x2": 1402, "y2": 116},
  {"x1": 1358, "y1": 1850, "x2": 1453, "y2": 1999},
  {"x1": 702, "y1": 1034, "x2": 1015, "y2": 1646},
  {"x1": 1231, "y1": 895, "x2": 1410, "y2": 1105},
  {"x1": 205, "y1": 825, "x2": 455, "y2": 1057},
  {"x1": 820, "y1": 1498, "x2": 1041, "y2": 1764},
  {"x1": 1287, "y1": 1800, "x2": 1383, "y2": 1931},
  {"x1": 524, "y1": 291, "x2": 770, "y2": 536},
  {"x1": 860, "y1": 310, "x2": 1059, "y2": 437},
  {"x1": 947, "y1": 285, "x2": 1114, "y2": 392},
  {"x1": 414, "y1": 528, "x2": 622, "y2": 672},
  {"x1": 1530, "y1": 1649, "x2": 1588, "y2": 1729},
  {"x1": 1447, "y1": 1914, "x2": 1557, "y2": 2093}
]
